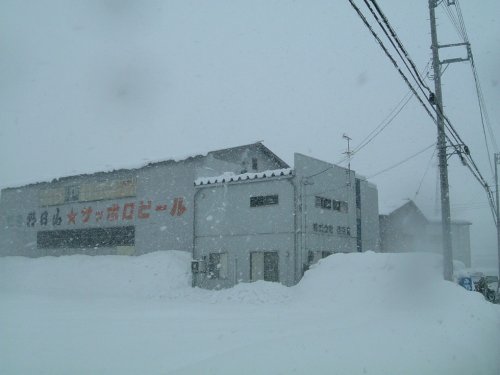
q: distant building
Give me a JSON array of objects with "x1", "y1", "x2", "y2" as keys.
[
  {"x1": 0, "y1": 143, "x2": 379, "y2": 288},
  {"x1": 379, "y1": 200, "x2": 472, "y2": 267}
]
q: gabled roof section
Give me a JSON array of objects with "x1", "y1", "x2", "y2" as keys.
[
  {"x1": 386, "y1": 200, "x2": 429, "y2": 224},
  {"x1": 209, "y1": 142, "x2": 290, "y2": 169}
]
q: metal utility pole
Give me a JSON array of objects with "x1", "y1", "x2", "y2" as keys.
[
  {"x1": 429, "y1": 0, "x2": 454, "y2": 281},
  {"x1": 495, "y1": 153, "x2": 500, "y2": 292}
]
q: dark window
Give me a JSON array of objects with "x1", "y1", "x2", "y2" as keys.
[
  {"x1": 250, "y1": 194, "x2": 279, "y2": 207},
  {"x1": 315, "y1": 196, "x2": 332, "y2": 209},
  {"x1": 208, "y1": 253, "x2": 221, "y2": 279},
  {"x1": 355, "y1": 178, "x2": 361, "y2": 209},
  {"x1": 264, "y1": 252, "x2": 279, "y2": 282},
  {"x1": 337, "y1": 226, "x2": 351, "y2": 236},
  {"x1": 332, "y1": 199, "x2": 348, "y2": 213},
  {"x1": 207, "y1": 253, "x2": 227, "y2": 279},
  {"x1": 65, "y1": 185, "x2": 80, "y2": 202},
  {"x1": 37, "y1": 226, "x2": 135, "y2": 249},
  {"x1": 252, "y1": 157, "x2": 258, "y2": 171},
  {"x1": 357, "y1": 218, "x2": 362, "y2": 252}
]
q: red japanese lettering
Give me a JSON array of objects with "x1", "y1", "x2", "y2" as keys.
[
  {"x1": 81, "y1": 207, "x2": 93, "y2": 223},
  {"x1": 122, "y1": 202, "x2": 135, "y2": 220},
  {"x1": 170, "y1": 197, "x2": 187, "y2": 216},
  {"x1": 155, "y1": 204, "x2": 167, "y2": 212},
  {"x1": 67, "y1": 209, "x2": 77, "y2": 224},
  {"x1": 95, "y1": 211, "x2": 104, "y2": 222},
  {"x1": 138, "y1": 201, "x2": 151, "y2": 219},
  {"x1": 107, "y1": 204, "x2": 120, "y2": 221}
]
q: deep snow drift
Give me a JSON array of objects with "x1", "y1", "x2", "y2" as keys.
[{"x1": 1, "y1": 251, "x2": 499, "y2": 374}]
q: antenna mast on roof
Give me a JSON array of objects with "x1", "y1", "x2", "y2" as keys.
[{"x1": 343, "y1": 134, "x2": 353, "y2": 186}]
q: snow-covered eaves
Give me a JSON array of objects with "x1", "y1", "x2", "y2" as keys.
[{"x1": 194, "y1": 168, "x2": 294, "y2": 186}]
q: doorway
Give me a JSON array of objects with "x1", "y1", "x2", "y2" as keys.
[{"x1": 250, "y1": 251, "x2": 279, "y2": 282}]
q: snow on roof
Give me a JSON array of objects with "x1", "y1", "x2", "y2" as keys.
[
  {"x1": 194, "y1": 168, "x2": 294, "y2": 186},
  {"x1": 2, "y1": 142, "x2": 286, "y2": 191}
]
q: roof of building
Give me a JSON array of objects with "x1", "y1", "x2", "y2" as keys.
[
  {"x1": 3, "y1": 142, "x2": 289, "y2": 191},
  {"x1": 380, "y1": 199, "x2": 472, "y2": 226},
  {"x1": 194, "y1": 168, "x2": 294, "y2": 186}
]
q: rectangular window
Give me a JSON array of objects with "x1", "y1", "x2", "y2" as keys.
[
  {"x1": 252, "y1": 157, "x2": 258, "y2": 171},
  {"x1": 250, "y1": 194, "x2": 279, "y2": 207},
  {"x1": 315, "y1": 196, "x2": 332, "y2": 210},
  {"x1": 337, "y1": 226, "x2": 351, "y2": 236},
  {"x1": 355, "y1": 178, "x2": 361, "y2": 209},
  {"x1": 208, "y1": 252, "x2": 228, "y2": 279},
  {"x1": 37, "y1": 226, "x2": 135, "y2": 249},
  {"x1": 331, "y1": 199, "x2": 348, "y2": 213},
  {"x1": 65, "y1": 185, "x2": 80, "y2": 202},
  {"x1": 357, "y1": 218, "x2": 362, "y2": 252}
]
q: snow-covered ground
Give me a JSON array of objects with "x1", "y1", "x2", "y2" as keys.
[{"x1": 1, "y1": 251, "x2": 499, "y2": 375}]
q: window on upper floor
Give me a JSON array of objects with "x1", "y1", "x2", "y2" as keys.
[
  {"x1": 315, "y1": 196, "x2": 332, "y2": 209},
  {"x1": 252, "y1": 157, "x2": 258, "y2": 171},
  {"x1": 64, "y1": 185, "x2": 80, "y2": 202},
  {"x1": 250, "y1": 194, "x2": 279, "y2": 207}
]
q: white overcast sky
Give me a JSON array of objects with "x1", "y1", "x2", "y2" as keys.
[{"x1": 1, "y1": 0, "x2": 499, "y2": 266}]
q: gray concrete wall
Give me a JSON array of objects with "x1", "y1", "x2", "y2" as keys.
[
  {"x1": 294, "y1": 154, "x2": 359, "y2": 271},
  {"x1": 0, "y1": 144, "x2": 281, "y2": 257},
  {"x1": 193, "y1": 177, "x2": 296, "y2": 288}
]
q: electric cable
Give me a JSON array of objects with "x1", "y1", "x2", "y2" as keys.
[
  {"x1": 367, "y1": 143, "x2": 436, "y2": 179},
  {"x1": 368, "y1": 0, "x2": 433, "y2": 94},
  {"x1": 348, "y1": 0, "x2": 497, "y2": 223},
  {"x1": 414, "y1": 145, "x2": 437, "y2": 199}
]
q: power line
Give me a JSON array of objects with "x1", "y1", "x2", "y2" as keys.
[
  {"x1": 337, "y1": 61, "x2": 432, "y2": 166},
  {"x1": 367, "y1": 0, "x2": 433, "y2": 94},
  {"x1": 367, "y1": 143, "x2": 436, "y2": 179},
  {"x1": 347, "y1": 0, "x2": 497, "y2": 223},
  {"x1": 414, "y1": 145, "x2": 437, "y2": 199}
]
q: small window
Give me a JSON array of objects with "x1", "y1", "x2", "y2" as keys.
[
  {"x1": 337, "y1": 226, "x2": 351, "y2": 236},
  {"x1": 252, "y1": 157, "x2": 258, "y2": 171},
  {"x1": 65, "y1": 185, "x2": 80, "y2": 202},
  {"x1": 250, "y1": 194, "x2": 279, "y2": 207},
  {"x1": 332, "y1": 199, "x2": 348, "y2": 213},
  {"x1": 340, "y1": 201, "x2": 349, "y2": 213},
  {"x1": 315, "y1": 196, "x2": 332, "y2": 210},
  {"x1": 208, "y1": 252, "x2": 228, "y2": 279}
]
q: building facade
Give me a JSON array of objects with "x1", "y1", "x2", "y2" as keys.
[
  {"x1": 0, "y1": 143, "x2": 380, "y2": 288},
  {"x1": 192, "y1": 153, "x2": 380, "y2": 288},
  {"x1": 379, "y1": 200, "x2": 472, "y2": 267}
]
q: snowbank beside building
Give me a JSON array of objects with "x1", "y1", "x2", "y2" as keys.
[{"x1": 1, "y1": 251, "x2": 499, "y2": 374}]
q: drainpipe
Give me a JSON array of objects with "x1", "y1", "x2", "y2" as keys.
[{"x1": 286, "y1": 176, "x2": 299, "y2": 285}]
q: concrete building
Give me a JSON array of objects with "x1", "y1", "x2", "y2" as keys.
[
  {"x1": 379, "y1": 200, "x2": 472, "y2": 267},
  {"x1": 0, "y1": 143, "x2": 380, "y2": 288},
  {"x1": 192, "y1": 153, "x2": 380, "y2": 288}
]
